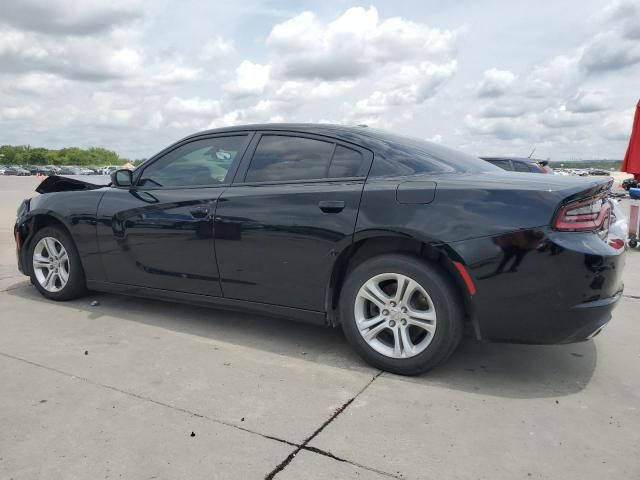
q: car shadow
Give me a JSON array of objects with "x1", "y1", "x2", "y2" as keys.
[
  {"x1": 387, "y1": 336, "x2": 597, "y2": 399},
  {"x1": 6, "y1": 283, "x2": 596, "y2": 399}
]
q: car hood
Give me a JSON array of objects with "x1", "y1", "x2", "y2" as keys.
[{"x1": 35, "y1": 175, "x2": 111, "y2": 194}]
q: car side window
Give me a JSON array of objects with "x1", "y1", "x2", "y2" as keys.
[
  {"x1": 138, "y1": 135, "x2": 247, "y2": 187},
  {"x1": 245, "y1": 135, "x2": 334, "y2": 182},
  {"x1": 328, "y1": 145, "x2": 362, "y2": 178}
]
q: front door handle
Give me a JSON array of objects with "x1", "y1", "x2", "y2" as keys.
[
  {"x1": 318, "y1": 200, "x2": 345, "y2": 213},
  {"x1": 190, "y1": 206, "x2": 210, "y2": 218}
]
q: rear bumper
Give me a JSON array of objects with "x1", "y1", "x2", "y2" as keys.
[
  {"x1": 528, "y1": 292, "x2": 622, "y2": 344},
  {"x1": 450, "y1": 227, "x2": 625, "y2": 344}
]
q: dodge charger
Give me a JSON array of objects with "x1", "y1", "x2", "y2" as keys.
[{"x1": 14, "y1": 124, "x2": 626, "y2": 375}]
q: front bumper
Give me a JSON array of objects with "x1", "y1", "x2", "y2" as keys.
[{"x1": 451, "y1": 227, "x2": 625, "y2": 344}]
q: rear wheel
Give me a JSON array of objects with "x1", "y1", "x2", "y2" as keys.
[
  {"x1": 28, "y1": 226, "x2": 87, "y2": 301},
  {"x1": 340, "y1": 254, "x2": 463, "y2": 375}
]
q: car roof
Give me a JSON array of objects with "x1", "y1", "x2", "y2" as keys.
[{"x1": 178, "y1": 123, "x2": 415, "y2": 151}]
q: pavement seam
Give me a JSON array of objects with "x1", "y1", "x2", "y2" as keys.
[
  {"x1": 0, "y1": 350, "x2": 299, "y2": 448},
  {"x1": 622, "y1": 294, "x2": 640, "y2": 300},
  {"x1": 264, "y1": 370, "x2": 391, "y2": 480},
  {"x1": 0, "y1": 350, "x2": 399, "y2": 478}
]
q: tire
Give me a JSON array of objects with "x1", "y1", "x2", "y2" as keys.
[
  {"x1": 340, "y1": 254, "x2": 464, "y2": 375},
  {"x1": 630, "y1": 239, "x2": 638, "y2": 248},
  {"x1": 27, "y1": 226, "x2": 87, "y2": 301}
]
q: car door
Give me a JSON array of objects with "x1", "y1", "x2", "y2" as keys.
[
  {"x1": 96, "y1": 133, "x2": 252, "y2": 295},
  {"x1": 214, "y1": 132, "x2": 372, "y2": 311}
]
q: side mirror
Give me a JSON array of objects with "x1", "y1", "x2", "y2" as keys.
[{"x1": 111, "y1": 169, "x2": 133, "y2": 187}]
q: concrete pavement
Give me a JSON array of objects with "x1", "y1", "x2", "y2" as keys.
[{"x1": 1, "y1": 176, "x2": 638, "y2": 479}]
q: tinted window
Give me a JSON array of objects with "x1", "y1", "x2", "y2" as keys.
[
  {"x1": 366, "y1": 129, "x2": 501, "y2": 177},
  {"x1": 513, "y1": 161, "x2": 532, "y2": 172},
  {"x1": 329, "y1": 145, "x2": 362, "y2": 178},
  {"x1": 489, "y1": 159, "x2": 513, "y2": 171},
  {"x1": 139, "y1": 136, "x2": 247, "y2": 187},
  {"x1": 246, "y1": 135, "x2": 334, "y2": 182}
]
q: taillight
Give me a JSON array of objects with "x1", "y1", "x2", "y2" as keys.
[{"x1": 554, "y1": 196, "x2": 611, "y2": 231}]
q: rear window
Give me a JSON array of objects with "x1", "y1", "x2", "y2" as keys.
[
  {"x1": 246, "y1": 135, "x2": 334, "y2": 182},
  {"x1": 489, "y1": 159, "x2": 513, "y2": 171},
  {"x1": 367, "y1": 130, "x2": 500, "y2": 177},
  {"x1": 513, "y1": 161, "x2": 533, "y2": 172}
]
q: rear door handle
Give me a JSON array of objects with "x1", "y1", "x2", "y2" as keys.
[
  {"x1": 190, "y1": 206, "x2": 210, "y2": 218},
  {"x1": 318, "y1": 200, "x2": 345, "y2": 213}
]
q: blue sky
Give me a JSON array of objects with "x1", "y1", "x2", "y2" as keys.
[{"x1": 0, "y1": 0, "x2": 638, "y2": 160}]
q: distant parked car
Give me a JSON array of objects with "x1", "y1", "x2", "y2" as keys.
[
  {"x1": 59, "y1": 166, "x2": 83, "y2": 176},
  {"x1": 0, "y1": 166, "x2": 6, "y2": 175},
  {"x1": 99, "y1": 166, "x2": 119, "y2": 176},
  {"x1": 622, "y1": 178, "x2": 639, "y2": 191},
  {"x1": 27, "y1": 166, "x2": 53, "y2": 176},
  {"x1": 481, "y1": 157, "x2": 553, "y2": 173},
  {"x1": 4, "y1": 167, "x2": 30, "y2": 176}
]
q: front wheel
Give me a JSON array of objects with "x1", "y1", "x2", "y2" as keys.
[
  {"x1": 28, "y1": 226, "x2": 87, "y2": 301},
  {"x1": 340, "y1": 254, "x2": 464, "y2": 375}
]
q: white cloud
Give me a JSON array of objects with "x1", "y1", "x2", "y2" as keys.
[
  {"x1": 199, "y1": 36, "x2": 235, "y2": 60},
  {"x1": 565, "y1": 90, "x2": 609, "y2": 113},
  {"x1": 602, "y1": 0, "x2": 640, "y2": 40},
  {"x1": 146, "y1": 111, "x2": 164, "y2": 130},
  {"x1": 479, "y1": 103, "x2": 528, "y2": 118},
  {"x1": 165, "y1": 97, "x2": 222, "y2": 116},
  {"x1": 0, "y1": 0, "x2": 636, "y2": 162},
  {"x1": 267, "y1": 6, "x2": 459, "y2": 80},
  {"x1": 539, "y1": 106, "x2": 591, "y2": 128},
  {"x1": 0, "y1": 0, "x2": 143, "y2": 36},
  {"x1": 476, "y1": 68, "x2": 516, "y2": 97},
  {"x1": 275, "y1": 79, "x2": 356, "y2": 101},
  {"x1": 224, "y1": 60, "x2": 271, "y2": 96},
  {"x1": 1, "y1": 72, "x2": 69, "y2": 95},
  {"x1": 0, "y1": 103, "x2": 41, "y2": 120},
  {"x1": 601, "y1": 109, "x2": 634, "y2": 141},
  {"x1": 579, "y1": 32, "x2": 640, "y2": 73}
]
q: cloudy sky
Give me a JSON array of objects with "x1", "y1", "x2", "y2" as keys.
[{"x1": 0, "y1": 0, "x2": 638, "y2": 160}]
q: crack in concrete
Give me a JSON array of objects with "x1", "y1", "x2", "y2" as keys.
[
  {"x1": 264, "y1": 371, "x2": 386, "y2": 480},
  {"x1": 0, "y1": 351, "x2": 398, "y2": 479},
  {"x1": 622, "y1": 294, "x2": 640, "y2": 300},
  {"x1": 301, "y1": 446, "x2": 403, "y2": 479},
  {"x1": 0, "y1": 351, "x2": 298, "y2": 448}
]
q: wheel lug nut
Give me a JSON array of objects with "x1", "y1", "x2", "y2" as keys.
[
  {"x1": 401, "y1": 307, "x2": 407, "y2": 313},
  {"x1": 401, "y1": 319, "x2": 407, "y2": 326},
  {"x1": 382, "y1": 309, "x2": 389, "y2": 316},
  {"x1": 390, "y1": 301, "x2": 396, "y2": 307},
  {"x1": 389, "y1": 320, "x2": 396, "y2": 327}
]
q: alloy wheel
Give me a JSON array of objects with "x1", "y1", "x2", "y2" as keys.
[
  {"x1": 32, "y1": 237, "x2": 70, "y2": 293},
  {"x1": 354, "y1": 272, "x2": 437, "y2": 359}
]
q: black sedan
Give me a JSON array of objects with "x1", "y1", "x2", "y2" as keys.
[{"x1": 14, "y1": 124, "x2": 625, "y2": 375}]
